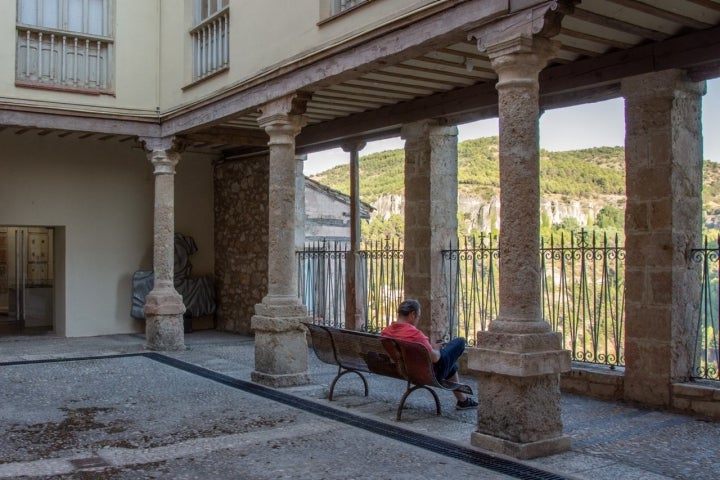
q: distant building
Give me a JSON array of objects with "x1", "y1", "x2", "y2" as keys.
[{"x1": 303, "y1": 177, "x2": 373, "y2": 244}]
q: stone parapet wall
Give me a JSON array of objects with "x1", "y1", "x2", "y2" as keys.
[
  {"x1": 214, "y1": 155, "x2": 269, "y2": 335},
  {"x1": 672, "y1": 382, "x2": 720, "y2": 419},
  {"x1": 560, "y1": 364, "x2": 624, "y2": 401},
  {"x1": 560, "y1": 365, "x2": 720, "y2": 420}
]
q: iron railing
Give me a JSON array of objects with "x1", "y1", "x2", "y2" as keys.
[
  {"x1": 540, "y1": 231, "x2": 625, "y2": 367},
  {"x1": 298, "y1": 239, "x2": 403, "y2": 332},
  {"x1": 690, "y1": 236, "x2": 720, "y2": 380},
  {"x1": 442, "y1": 234, "x2": 499, "y2": 344},
  {"x1": 298, "y1": 240, "x2": 348, "y2": 328},
  {"x1": 442, "y1": 231, "x2": 625, "y2": 367},
  {"x1": 361, "y1": 238, "x2": 404, "y2": 332},
  {"x1": 299, "y1": 232, "x2": 719, "y2": 377}
]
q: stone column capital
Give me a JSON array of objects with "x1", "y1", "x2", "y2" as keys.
[
  {"x1": 139, "y1": 135, "x2": 185, "y2": 154},
  {"x1": 469, "y1": 0, "x2": 573, "y2": 53},
  {"x1": 258, "y1": 114, "x2": 305, "y2": 145},
  {"x1": 400, "y1": 119, "x2": 457, "y2": 140},
  {"x1": 485, "y1": 35, "x2": 559, "y2": 84},
  {"x1": 469, "y1": 1, "x2": 571, "y2": 85},
  {"x1": 139, "y1": 136, "x2": 184, "y2": 174},
  {"x1": 341, "y1": 140, "x2": 367, "y2": 153},
  {"x1": 258, "y1": 92, "x2": 310, "y2": 145}
]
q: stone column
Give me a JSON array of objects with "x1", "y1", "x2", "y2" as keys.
[
  {"x1": 401, "y1": 120, "x2": 458, "y2": 343},
  {"x1": 342, "y1": 140, "x2": 366, "y2": 331},
  {"x1": 621, "y1": 70, "x2": 704, "y2": 407},
  {"x1": 467, "y1": 3, "x2": 572, "y2": 459},
  {"x1": 140, "y1": 137, "x2": 186, "y2": 351},
  {"x1": 251, "y1": 93, "x2": 312, "y2": 387},
  {"x1": 295, "y1": 154, "x2": 307, "y2": 252}
]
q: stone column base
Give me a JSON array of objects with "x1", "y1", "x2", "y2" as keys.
[
  {"x1": 251, "y1": 370, "x2": 311, "y2": 388},
  {"x1": 467, "y1": 331, "x2": 571, "y2": 459},
  {"x1": 251, "y1": 299, "x2": 311, "y2": 388},
  {"x1": 471, "y1": 431, "x2": 571, "y2": 460},
  {"x1": 145, "y1": 313, "x2": 186, "y2": 351},
  {"x1": 144, "y1": 288, "x2": 186, "y2": 351}
]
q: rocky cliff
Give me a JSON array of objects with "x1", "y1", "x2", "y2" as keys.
[{"x1": 373, "y1": 192, "x2": 625, "y2": 233}]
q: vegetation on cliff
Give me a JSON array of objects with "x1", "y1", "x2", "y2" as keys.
[{"x1": 310, "y1": 137, "x2": 718, "y2": 241}]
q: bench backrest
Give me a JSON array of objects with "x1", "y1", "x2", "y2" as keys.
[
  {"x1": 329, "y1": 328, "x2": 405, "y2": 380},
  {"x1": 304, "y1": 322, "x2": 338, "y2": 366},
  {"x1": 304, "y1": 323, "x2": 437, "y2": 383},
  {"x1": 393, "y1": 338, "x2": 440, "y2": 388},
  {"x1": 304, "y1": 322, "x2": 473, "y2": 395}
]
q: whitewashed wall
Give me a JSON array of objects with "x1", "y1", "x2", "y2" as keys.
[{"x1": 0, "y1": 130, "x2": 214, "y2": 336}]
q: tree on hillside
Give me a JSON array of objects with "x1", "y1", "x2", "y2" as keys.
[
  {"x1": 595, "y1": 205, "x2": 624, "y2": 230},
  {"x1": 363, "y1": 214, "x2": 404, "y2": 242}
]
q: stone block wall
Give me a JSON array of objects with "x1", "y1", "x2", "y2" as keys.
[
  {"x1": 559, "y1": 364, "x2": 720, "y2": 420},
  {"x1": 560, "y1": 365, "x2": 624, "y2": 401},
  {"x1": 672, "y1": 382, "x2": 720, "y2": 419},
  {"x1": 214, "y1": 154, "x2": 269, "y2": 335}
]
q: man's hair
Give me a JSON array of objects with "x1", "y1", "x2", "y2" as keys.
[{"x1": 397, "y1": 299, "x2": 421, "y2": 317}]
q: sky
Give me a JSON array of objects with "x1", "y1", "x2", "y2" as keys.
[{"x1": 304, "y1": 78, "x2": 720, "y2": 176}]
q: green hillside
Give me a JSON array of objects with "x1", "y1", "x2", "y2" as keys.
[{"x1": 311, "y1": 137, "x2": 627, "y2": 204}]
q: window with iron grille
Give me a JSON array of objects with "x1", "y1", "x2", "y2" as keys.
[
  {"x1": 16, "y1": 0, "x2": 114, "y2": 93},
  {"x1": 191, "y1": 0, "x2": 229, "y2": 82}
]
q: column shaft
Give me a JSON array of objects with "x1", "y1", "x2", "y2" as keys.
[
  {"x1": 267, "y1": 139, "x2": 299, "y2": 299},
  {"x1": 141, "y1": 139, "x2": 186, "y2": 351},
  {"x1": 401, "y1": 120, "x2": 458, "y2": 342},
  {"x1": 622, "y1": 70, "x2": 704, "y2": 406},
  {"x1": 466, "y1": 33, "x2": 570, "y2": 460},
  {"x1": 342, "y1": 141, "x2": 366, "y2": 331},
  {"x1": 295, "y1": 155, "x2": 307, "y2": 253},
  {"x1": 251, "y1": 94, "x2": 311, "y2": 387}
]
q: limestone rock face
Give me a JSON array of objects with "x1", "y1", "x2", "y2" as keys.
[{"x1": 373, "y1": 191, "x2": 625, "y2": 234}]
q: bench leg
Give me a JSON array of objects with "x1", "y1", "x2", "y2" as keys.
[
  {"x1": 396, "y1": 384, "x2": 441, "y2": 421},
  {"x1": 329, "y1": 368, "x2": 369, "y2": 401}
]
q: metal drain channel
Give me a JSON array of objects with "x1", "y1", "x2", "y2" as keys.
[{"x1": 146, "y1": 353, "x2": 570, "y2": 480}]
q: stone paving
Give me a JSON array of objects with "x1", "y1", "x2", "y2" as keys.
[{"x1": 0, "y1": 330, "x2": 718, "y2": 479}]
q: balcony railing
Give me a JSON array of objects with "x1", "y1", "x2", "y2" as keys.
[
  {"x1": 190, "y1": 7, "x2": 229, "y2": 81},
  {"x1": 298, "y1": 239, "x2": 403, "y2": 333},
  {"x1": 299, "y1": 232, "x2": 719, "y2": 379},
  {"x1": 443, "y1": 231, "x2": 625, "y2": 367},
  {"x1": 298, "y1": 240, "x2": 348, "y2": 328},
  {"x1": 16, "y1": 26, "x2": 113, "y2": 92},
  {"x1": 691, "y1": 236, "x2": 720, "y2": 380}
]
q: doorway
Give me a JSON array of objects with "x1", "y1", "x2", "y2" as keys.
[{"x1": 0, "y1": 226, "x2": 54, "y2": 334}]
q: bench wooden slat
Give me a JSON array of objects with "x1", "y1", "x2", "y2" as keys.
[{"x1": 329, "y1": 328, "x2": 404, "y2": 380}]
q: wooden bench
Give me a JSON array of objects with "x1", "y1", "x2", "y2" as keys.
[{"x1": 303, "y1": 322, "x2": 473, "y2": 420}]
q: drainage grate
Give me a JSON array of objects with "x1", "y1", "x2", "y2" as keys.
[
  {"x1": 146, "y1": 353, "x2": 571, "y2": 480},
  {"x1": 0, "y1": 353, "x2": 147, "y2": 367}
]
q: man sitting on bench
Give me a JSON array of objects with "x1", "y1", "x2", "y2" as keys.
[{"x1": 381, "y1": 299, "x2": 479, "y2": 410}]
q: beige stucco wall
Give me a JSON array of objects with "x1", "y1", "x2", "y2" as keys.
[
  {"x1": 159, "y1": 0, "x2": 442, "y2": 112},
  {"x1": 0, "y1": 130, "x2": 214, "y2": 337},
  {"x1": 1, "y1": 0, "x2": 441, "y2": 116},
  {"x1": 0, "y1": 0, "x2": 160, "y2": 116}
]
